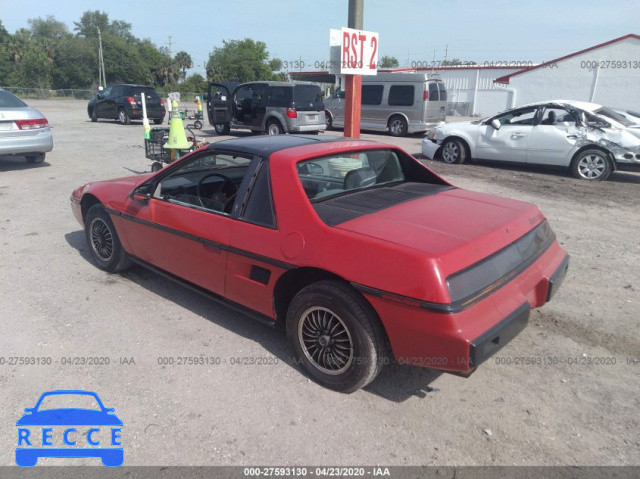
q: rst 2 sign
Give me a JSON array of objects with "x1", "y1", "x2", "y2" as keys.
[{"x1": 341, "y1": 27, "x2": 379, "y2": 75}]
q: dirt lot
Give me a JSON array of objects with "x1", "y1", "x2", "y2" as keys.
[{"x1": 0, "y1": 100, "x2": 639, "y2": 468}]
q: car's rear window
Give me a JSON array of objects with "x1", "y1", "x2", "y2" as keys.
[
  {"x1": 297, "y1": 149, "x2": 405, "y2": 201},
  {"x1": 0, "y1": 90, "x2": 27, "y2": 108},
  {"x1": 132, "y1": 87, "x2": 160, "y2": 98}
]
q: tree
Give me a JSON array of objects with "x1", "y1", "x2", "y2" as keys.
[
  {"x1": 28, "y1": 15, "x2": 68, "y2": 39},
  {"x1": 174, "y1": 51, "x2": 193, "y2": 80},
  {"x1": 378, "y1": 55, "x2": 399, "y2": 69},
  {"x1": 73, "y1": 10, "x2": 132, "y2": 40},
  {"x1": 206, "y1": 38, "x2": 281, "y2": 82}
]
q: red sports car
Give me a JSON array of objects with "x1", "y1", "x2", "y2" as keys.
[{"x1": 71, "y1": 135, "x2": 569, "y2": 392}]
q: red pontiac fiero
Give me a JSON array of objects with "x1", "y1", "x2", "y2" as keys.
[{"x1": 71, "y1": 135, "x2": 569, "y2": 392}]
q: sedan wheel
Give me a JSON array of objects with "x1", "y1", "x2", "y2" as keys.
[
  {"x1": 571, "y1": 149, "x2": 612, "y2": 181},
  {"x1": 85, "y1": 204, "x2": 132, "y2": 273},
  {"x1": 286, "y1": 280, "x2": 386, "y2": 393},
  {"x1": 441, "y1": 138, "x2": 467, "y2": 164}
]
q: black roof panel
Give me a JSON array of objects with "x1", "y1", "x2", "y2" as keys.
[{"x1": 208, "y1": 135, "x2": 353, "y2": 157}]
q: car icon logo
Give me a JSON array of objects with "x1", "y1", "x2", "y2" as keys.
[{"x1": 16, "y1": 390, "x2": 123, "y2": 467}]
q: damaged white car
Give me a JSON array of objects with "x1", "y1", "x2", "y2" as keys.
[{"x1": 421, "y1": 100, "x2": 640, "y2": 181}]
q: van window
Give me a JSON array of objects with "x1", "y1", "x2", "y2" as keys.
[
  {"x1": 388, "y1": 85, "x2": 414, "y2": 106},
  {"x1": 428, "y1": 83, "x2": 440, "y2": 101},
  {"x1": 438, "y1": 83, "x2": 447, "y2": 101},
  {"x1": 362, "y1": 85, "x2": 384, "y2": 105},
  {"x1": 269, "y1": 86, "x2": 292, "y2": 107}
]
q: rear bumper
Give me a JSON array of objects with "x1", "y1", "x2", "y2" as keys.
[
  {"x1": 287, "y1": 123, "x2": 326, "y2": 133},
  {"x1": 129, "y1": 108, "x2": 165, "y2": 120},
  {"x1": 0, "y1": 129, "x2": 53, "y2": 156},
  {"x1": 363, "y1": 243, "x2": 569, "y2": 372}
]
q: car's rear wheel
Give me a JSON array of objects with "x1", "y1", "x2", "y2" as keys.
[
  {"x1": 325, "y1": 111, "x2": 333, "y2": 130},
  {"x1": 388, "y1": 116, "x2": 408, "y2": 137},
  {"x1": 118, "y1": 108, "x2": 131, "y2": 125},
  {"x1": 571, "y1": 149, "x2": 612, "y2": 181},
  {"x1": 214, "y1": 123, "x2": 230, "y2": 135},
  {"x1": 267, "y1": 120, "x2": 283, "y2": 135},
  {"x1": 286, "y1": 280, "x2": 387, "y2": 393},
  {"x1": 91, "y1": 109, "x2": 98, "y2": 122},
  {"x1": 25, "y1": 154, "x2": 45, "y2": 164},
  {"x1": 441, "y1": 138, "x2": 467, "y2": 164},
  {"x1": 153, "y1": 118, "x2": 164, "y2": 125},
  {"x1": 85, "y1": 204, "x2": 132, "y2": 273}
]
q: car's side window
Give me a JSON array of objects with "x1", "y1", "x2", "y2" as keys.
[
  {"x1": 240, "y1": 160, "x2": 276, "y2": 228},
  {"x1": 100, "y1": 86, "x2": 112, "y2": 98},
  {"x1": 152, "y1": 152, "x2": 252, "y2": 215},
  {"x1": 540, "y1": 107, "x2": 575, "y2": 126},
  {"x1": 495, "y1": 107, "x2": 538, "y2": 126}
]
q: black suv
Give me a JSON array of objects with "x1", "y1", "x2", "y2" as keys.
[{"x1": 88, "y1": 84, "x2": 166, "y2": 125}]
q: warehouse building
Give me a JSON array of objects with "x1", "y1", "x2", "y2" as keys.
[{"x1": 290, "y1": 34, "x2": 640, "y2": 119}]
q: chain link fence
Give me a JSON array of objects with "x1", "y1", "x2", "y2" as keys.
[
  {"x1": 1, "y1": 87, "x2": 204, "y2": 102},
  {"x1": 446, "y1": 102, "x2": 472, "y2": 117}
]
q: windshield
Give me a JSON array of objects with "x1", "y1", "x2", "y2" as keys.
[
  {"x1": 594, "y1": 107, "x2": 634, "y2": 127},
  {"x1": 297, "y1": 149, "x2": 405, "y2": 201}
]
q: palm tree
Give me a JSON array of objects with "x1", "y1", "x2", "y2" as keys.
[{"x1": 174, "y1": 51, "x2": 192, "y2": 80}]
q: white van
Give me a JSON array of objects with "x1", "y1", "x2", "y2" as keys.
[{"x1": 324, "y1": 72, "x2": 447, "y2": 136}]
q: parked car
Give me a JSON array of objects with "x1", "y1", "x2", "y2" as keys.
[
  {"x1": 87, "y1": 84, "x2": 165, "y2": 125},
  {"x1": 422, "y1": 100, "x2": 640, "y2": 181},
  {"x1": 206, "y1": 81, "x2": 325, "y2": 135},
  {"x1": 324, "y1": 72, "x2": 447, "y2": 136},
  {"x1": 0, "y1": 88, "x2": 53, "y2": 164},
  {"x1": 71, "y1": 135, "x2": 568, "y2": 393}
]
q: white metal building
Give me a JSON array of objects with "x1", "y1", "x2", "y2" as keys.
[
  {"x1": 291, "y1": 34, "x2": 640, "y2": 119},
  {"x1": 492, "y1": 34, "x2": 640, "y2": 113}
]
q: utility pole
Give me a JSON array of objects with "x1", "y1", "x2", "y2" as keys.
[
  {"x1": 344, "y1": 0, "x2": 363, "y2": 138},
  {"x1": 97, "y1": 27, "x2": 106, "y2": 88},
  {"x1": 167, "y1": 36, "x2": 173, "y2": 58}
]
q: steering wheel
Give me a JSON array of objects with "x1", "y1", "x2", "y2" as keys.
[{"x1": 196, "y1": 173, "x2": 238, "y2": 212}]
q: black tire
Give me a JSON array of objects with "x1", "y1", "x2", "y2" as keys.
[
  {"x1": 90, "y1": 108, "x2": 98, "y2": 122},
  {"x1": 325, "y1": 111, "x2": 333, "y2": 130},
  {"x1": 570, "y1": 149, "x2": 612, "y2": 181},
  {"x1": 441, "y1": 138, "x2": 467, "y2": 164},
  {"x1": 214, "y1": 123, "x2": 230, "y2": 135},
  {"x1": 388, "y1": 116, "x2": 408, "y2": 137},
  {"x1": 286, "y1": 280, "x2": 387, "y2": 393},
  {"x1": 118, "y1": 108, "x2": 131, "y2": 125},
  {"x1": 25, "y1": 153, "x2": 45, "y2": 164},
  {"x1": 151, "y1": 162, "x2": 163, "y2": 172},
  {"x1": 153, "y1": 118, "x2": 164, "y2": 125},
  {"x1": 85, "y1": 204, "x2": 132, "y2": 273},
  {"x1": 267, "y1": 120, "x2": 283, "y2": 135}
]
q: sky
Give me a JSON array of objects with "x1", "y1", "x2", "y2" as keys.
[{"x1": 2, "y1": 0, "x2": 640, "y2": 77}]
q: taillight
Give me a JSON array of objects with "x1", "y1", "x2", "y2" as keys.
[
  {"x1": 423, "y1": 87, "x2": 429, "y2": 101},
  {"x1": 127, "y1": 96, "x2": 137, "y2": 106},
  {"x1": 286, "y1": 107, "x2": 297, "y2": 119},
  {"x1": 15, "y1": 118, "x2": 49, "y2": 130},
  {"x1": 160, "y1": 98, "x2": 165, "y2": 106}
]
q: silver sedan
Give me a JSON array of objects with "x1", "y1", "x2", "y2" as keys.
[
  {"x1": 0, "y1": 89, "x2": 53, "y2": 164},
  {"x1": 422, "y1": 100, "x2": 640, "y2": 181}
]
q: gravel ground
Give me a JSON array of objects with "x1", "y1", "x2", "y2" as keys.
[{"x1": 0, "y1": 100, "x2": 639, "y2": 468}]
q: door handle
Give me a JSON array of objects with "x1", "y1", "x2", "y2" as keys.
[
  {"x1": 566, "y1": 135, "x2": 578, "y2": 139},
  {"x1": 511, "y1": 133, "x2": 525, "y2": 138}
]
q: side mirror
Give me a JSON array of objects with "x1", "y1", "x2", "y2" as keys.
[
  {"x1": 96, "y1": 93, "x2": 103, "y2": 100},
  {"x1": 130, "y1": 185, "x2": 152, "y2": 204},
  {"x1": 491, "y1": 118, "x2": 501, "y2": 130}
]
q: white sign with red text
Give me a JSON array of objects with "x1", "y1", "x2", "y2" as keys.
[{"x1": 340, "y1": 27, "x2": 379, "y2": 75}]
